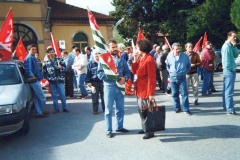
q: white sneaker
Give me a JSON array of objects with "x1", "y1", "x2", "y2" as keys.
[{"x1": 74, "y1": 88, "x2": 78, "y2": 92}]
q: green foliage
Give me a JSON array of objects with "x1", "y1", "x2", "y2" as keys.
[
  {"x1": 231, "y1": 0, "x2": 240, "y2": 30},
  {"x1": 113, "y1": 29, "x2": 125, "y2": 44}
]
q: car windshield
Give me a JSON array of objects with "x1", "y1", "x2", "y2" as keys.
[{"x1": 0, "y1": 64, "x2": 22, "y2": 85}]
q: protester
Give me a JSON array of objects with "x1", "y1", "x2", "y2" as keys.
[
  {"x1": 197, "y1": 45, "x2": 203, "y2": 81},
  {"x1": 201, "y1": 41, "x2": 215, "y2": 96},
  {"x1": 97, "y1": 39, "x2": 131, "y2": 138},
  {"x1": 69, "y1": 45, "x2": 78, "y2": 91},
  {"x1": 158, "y1": 45, "x2": 170, "y2": 94},
  {"x1": 127, "y1": 49, "x2": 140, "y2": 84},
  {"x1": 222, "y1": 31, "x2": 239, "y2": 115},
  {"x1": 24, "y1": 44, "x2": 49, "y2": 118},
  {"x1": 150, "y1": 44, "x2": 157, "y2": 57},
  {"x1": 166, "y1": 42, "x2": 192, "y2": 115},
  {"x1": 85, "y1": 50, "x2": 105, "y2": 115},
  {"x1": 73, "y1": 48, "x2": 88, "y2": 99},
  {"x1": 121, "y1": 46, "x2": 132, "y2": 62},
  {"x1": 85, "y1": 46, "x2": 92, "y2": 62},
  {"x1": 131, "y1": 39, "x2": 156, "y2": 139},
  {"x1": 62, "y1": 51, "x2": 74, "y2": 98},
  {"x1": 35, "y1": 53, "x2": 43, "y2": 79},
  {"x1": 209, "y1": 48, "x2": 219, "y2": 93},
  {"x1": 185, "y1": 42, "x2": 202, "y2": 105},
  {"x1": 43, "y1": 48, "x2": 69, "y2": 114},
  {"x1": 154, "y1": 46, "x2": 163, "y2": 91}
]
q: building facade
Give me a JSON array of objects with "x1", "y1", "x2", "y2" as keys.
[{"x1": 0, "y1": 0, "x2": 115, "y2": 60}]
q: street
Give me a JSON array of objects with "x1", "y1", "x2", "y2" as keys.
[{"x1": 0, "y1": 71, "x2": 240, "y2": 160}]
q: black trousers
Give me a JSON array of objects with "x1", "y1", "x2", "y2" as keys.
[
  {"x1": 137, "y1": 98, "x2": 153, "y2": 131},
  {"x1": 156, "y1": 69, "x2": 162, "y2": 89},
  {"x1": 92, "y1": 81, "x2": 105, "y2": 112},
  {"x1": 65, "y1": 70, "x2": 74, "y2": 97}
]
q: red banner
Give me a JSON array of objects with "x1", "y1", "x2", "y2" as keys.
[
  {"x1": 50, "y1": 32, "x2": 61, "y2": 57},
  {"x1": 15, "y1": 38, "x2": 27, "y2": 61},
  {"x1": 202, "y1": 32, "x2": 207, "y2": 49},
  {"x1": 193, "y1": 37, "x2": 203, "y2": 53},
  {"x1": 40, "y1": 79, "x2": 49, "y2": 88},
  {"x1": 0, "y1": 8, "x2": 13, "y2": 60},
  {"x1": 137, "y1": 28, "x2": 145, "y2": 42}
]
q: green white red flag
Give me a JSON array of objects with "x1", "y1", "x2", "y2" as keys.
[
  {"x1": 0, "y1": 8, "x2": 13, "y2": 60},
  {"x1": 87, "y1": 10, "x2": 125, "y2": 94}
]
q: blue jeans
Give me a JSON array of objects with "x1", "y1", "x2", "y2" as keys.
[
  {"x1": 49, "y1": 83, "x2": 67, "y2": 110},
  {"x1": 104, "y1": 85, "x2": 124, "y2": 133},
  {"x1": 170, "y1": 77, "x2": 189, "y2": 111},
  {"x1": 78, "y1": 73, "x2": 88, "y2": 96},
  {"x1": 222, "y1": 70, "x2": 236, "y2": 113},
  {"x1": 202, "y1": 67, "x2": 211, "y2": 95},
  {"x1": 73, "y1": 70, "x2": 77, "y2": 89},
  {"x1": 29, "y1": 81, "x2": 46, "y2": 115},
  {"x1": 197, "y1": 67, "x2": 203, "y2": 81}
]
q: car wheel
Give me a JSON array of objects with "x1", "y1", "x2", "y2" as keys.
[{"x1": 17, "y1": 108, "x2": 30, "y2": 136}]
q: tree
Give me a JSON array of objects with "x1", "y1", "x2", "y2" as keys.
[
  {"x1": 187, "y1": 0, "x2": 236, "y2": 48},
  {"x1": 230, "y1": 0, "x2": 240, "y2": 30},
  {"x1": 113, "y1": 29, "x2": 125, "y2": 44}
]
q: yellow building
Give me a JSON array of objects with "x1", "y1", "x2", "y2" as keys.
[{"x1": 0, "y1": 0, "x2": 115, "y2": 60}]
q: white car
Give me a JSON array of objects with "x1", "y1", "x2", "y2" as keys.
[{"x1": 0, "y1": 60, "x2": 36, "y2": 136}]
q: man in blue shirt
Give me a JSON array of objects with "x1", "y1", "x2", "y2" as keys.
[
  {"x1": 222, "y1": 31, "x2": 239, "y2": 115},
  {"x1": 166, "y1": 42, "x2": 192, "y2": 115},
  {"x1": 121, "y1": 46, "x2": 132, "y2": 62},
  {"x1": 98, "y1": 39, "x2": 131, "y2": 138},
  {"x1": 24, "y1": 44, "x2": 49, "y2": 118},
  {"x1": 150, "y1": 44, "x2": 157, "y2": 57},
  {"x1": 62, "y1": 51, "x2": 74, "y2": 98},
  {"x1": 86, "y1": 50, "x2": 105, "y2": 115}
]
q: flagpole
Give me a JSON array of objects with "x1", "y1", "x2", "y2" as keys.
[
  {"x1": 11, "y1": 50, "x2": 16, "y2": 60},
  {"x1": 164, "y1": 37, "x2": 172, "y2": 50}
]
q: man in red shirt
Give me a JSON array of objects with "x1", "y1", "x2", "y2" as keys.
[{"x1": 201, "y1": 41, "x2": 215, "y2": 96}]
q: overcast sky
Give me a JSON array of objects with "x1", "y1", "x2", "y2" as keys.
[{"x1": 66, "y1": 0, "x2": 115, "y2": 15}]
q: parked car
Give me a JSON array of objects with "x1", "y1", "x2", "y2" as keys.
[
  {"x1": 235, "y1": 51, "x2": 240, "y2": 71},
  {"x1": 0, "y1": 60, "x2": 36, "y2": 136},
  {"x1": 215, "y1": 51, "x2": 223, "y2": 72}
]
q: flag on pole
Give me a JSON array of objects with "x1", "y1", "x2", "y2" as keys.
[
  {"x1": 193, "y1": 37, "x2": 203, "y2": 53},
  {"x1": 0, "y1": 8, "x2": 13, "y2": 60},
  {"x1": 164, "y1": 37, "x2": 172, "y2": 50},
  {"x1": 50, "y1": 32, "x2": 61, "y2": 57},
  {"x1": 202, "y1": 32, "x2": 207, "y2": 49},
  {"x1": 15, "y1": 38, "x2": 28, "y2": 61},
  {"x1": 137, "y1": 28, "x2": 145, "y2": 42},
  {"x1": 87, "y1": 9, "x2": 125, "y2": 94}
]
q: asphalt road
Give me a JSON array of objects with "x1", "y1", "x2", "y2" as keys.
[{"x1": 0, "y1": 71, "x2": 240, "y2": 160}]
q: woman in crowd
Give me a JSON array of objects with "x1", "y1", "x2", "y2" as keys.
[{"x1": 131, "y1": 39, "x2": 156, "y2": 139}]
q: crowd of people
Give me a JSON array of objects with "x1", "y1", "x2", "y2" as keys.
[{"x1": 22, "y1": 31, "x2": 239, "y2": 139}]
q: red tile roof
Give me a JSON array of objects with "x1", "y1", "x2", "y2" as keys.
[{"x1": 48, "y1": 0, "x2": 115, "y2": 21}]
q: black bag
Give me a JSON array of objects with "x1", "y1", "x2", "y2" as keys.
[{"x1": 141, "y1": 100, "x2": 165, "y2": 133}]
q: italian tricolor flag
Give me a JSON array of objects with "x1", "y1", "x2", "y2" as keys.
[{"x1": 87, "y1": 10, "x2": 125, "y2": 95}]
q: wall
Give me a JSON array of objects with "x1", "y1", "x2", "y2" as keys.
[{"x1": 51, "y1": 25, "x2": 109, "y2": 53}]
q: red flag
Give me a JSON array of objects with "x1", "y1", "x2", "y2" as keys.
[
  {"x1": 50, "y1": 32, "x2": 61, "y2": 57},
  {"x1": 193, "y1": 37, "x2": 203, "y2": 53},
  {"x1": 0, "y1": 8, "x2": 13, "y2": 60},
  {"x1": 137, "y1": 28, "x2": 145, "y2": 42},
  {"x1": 15, "y1": 38, "x2": 28, "y2": 61},
  {"x1": 117, "y1": 49, "x2": 121, "y2": 57},
  {"x1": 164, "y1": 39, "x2": 168, "y2": 45},
  {"x1": 40, "y1": 79, "x2": 49, "y2": 88},
  {"x1": 202, "y1": 32, "x2": 207, "y2": 49}
]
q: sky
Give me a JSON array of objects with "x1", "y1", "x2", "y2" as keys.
[{"x1": 66, "y1": 0, "x2": 115, "y2": 15}]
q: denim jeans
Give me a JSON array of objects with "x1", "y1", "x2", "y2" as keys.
[
  {"x1": 49, "y1": 83, "x2": 67, "y2": 110},
  {"x1": 73, "y1": 70, "x2": 77, "y2": 89},
  {"x1": 78, "y1": 73, "x2": 88, "y2": 96},
  {"x1": 202, "y1": 67, "x2": 211, "y2": 95},
  {"x1": 104, "y1": 85, "x2": 124, "y2": 133},
  {"x1": 222, "y1": 70, "x2": 236, "y2": 113},
  {"x1": 170, "y1": 77, "x2": 190, "y2": 111},
  {"x1": 29, "y1": 81, "x2": 46, "y2": 115}
]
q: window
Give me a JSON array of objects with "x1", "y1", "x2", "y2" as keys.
[
  {"x1": 13, "y1": 24, "x2": 38, "y2": 52},
  {"x1": 73, "y1": 32, "x2": 88, "y2": 54},
  {"x1": 0, "y1": 64, "x2": 21, "y2": 85}
]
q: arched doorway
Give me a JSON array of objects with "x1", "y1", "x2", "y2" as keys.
[
  {"x1": 72, "y1": 32, "x2": 89, "y2": 54},
  {"x1": 13, "y1": 24, "x2": 38, "y2": 52}
]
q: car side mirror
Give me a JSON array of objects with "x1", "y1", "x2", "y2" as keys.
[{"x1": 25, "y1": 78, "x2": 37, "y2": 83}]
